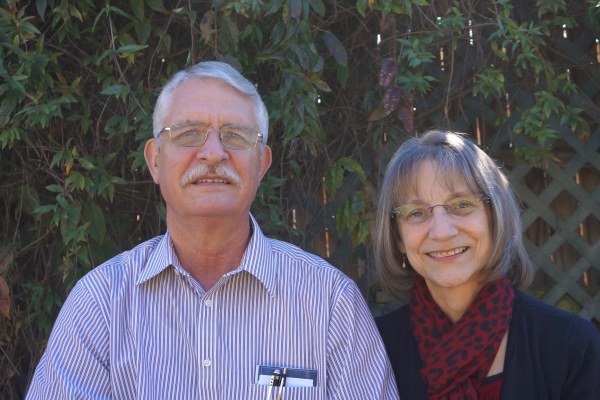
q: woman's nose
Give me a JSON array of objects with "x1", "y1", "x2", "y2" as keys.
[{"x1": 427, "y1": 208, "x2": 459, "y2": 241}]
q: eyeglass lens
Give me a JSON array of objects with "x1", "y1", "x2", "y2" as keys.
[
  {"x1": 168, "y1": 122, "x2": 260, "y2": 150},
  {"x1": 394, "y1": 195, "x2": 487, "y2": 224}
]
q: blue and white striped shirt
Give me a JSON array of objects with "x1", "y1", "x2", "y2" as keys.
[{"x1": 26, "y1": 215, "x2": 400, "y2": 399}]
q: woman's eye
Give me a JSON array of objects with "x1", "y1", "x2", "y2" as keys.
[
  {"x1": 180, "y1": 130, "x2": 196, "y2": 137},
  {"x1": 457, "y1": 201, "x2": 474, "y2": 209},
  {"x1": 407, "y1": 210, "x2": 425, "y2": 218}
]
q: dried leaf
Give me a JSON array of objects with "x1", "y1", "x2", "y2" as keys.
[
  {"x1": 0, "y1": 276, "x2": 9, "y2": 318},
  {"x1": 0, "y1": 245, "x2": 13, "y2": 274},
  {"x1": 380, "y1": 14, "x2": 395, "y2": 33},
  {"x1": 379, "y1": 59, "x2": 396, "y2": 88},
  {"x1": 320, "y1": 32, "x2": 348, "y2": 66},
  {"x1": 382, "y1": 85, "x2": 401, "y2": 115},
  {"x1": 287, "y1": 138, "x2": 299, "y2": 159},
  {"x1": 398, "y1": 106, "x2": 413, "y2": 133},
  {"x1": 400, "y1": 87, "x2": 414, "y2": 109},
  {"x1": 200, "y1": 11, "x2": 215, "y2": 42}
]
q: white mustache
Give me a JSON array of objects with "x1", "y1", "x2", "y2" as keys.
[{"x1": 180, "y1": 164, "x2": 243, "y2": 188}]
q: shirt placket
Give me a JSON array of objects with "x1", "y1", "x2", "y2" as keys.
[{"x1": 197, "y1": 277, "x2": 227, "y2": 399}]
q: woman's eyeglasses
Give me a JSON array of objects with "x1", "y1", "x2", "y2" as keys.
[
  {"x1": 391, "y1": 194, "x2": 491, "y2": 225},
  {"x1": 159, "y1": 121, "x2": 263, "y2": 150}
]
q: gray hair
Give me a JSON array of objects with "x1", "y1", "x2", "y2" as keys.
[
  {"x1": 374, "y1": 130, "x2": 533, "y2": 302},
  {"x1": 152, "y1": 61, "x2": 269, "y2": 144}
]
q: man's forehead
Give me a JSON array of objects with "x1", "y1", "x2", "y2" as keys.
[{"x1": 166, "y1": 78, "x2": 258, "y2": 124}]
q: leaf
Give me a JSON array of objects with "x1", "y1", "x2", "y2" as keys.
[
  {"x1": 156, "y1": 202, "x2": 166, "y2": 221},
  {"x1": 368, "y1": 103, "x2": 386, "y2": 122},
  {"x1": 379, "y1": 59, "x2": 396, "y2": 88},
  {"x1": 382, "y1": 86, "x2": 401, "y2": 115},
  {"x1": 134, "y1": 19, "x2": 152, "y2": 45},
  {"x1": 0, "y1": 246, "x2": 13, "y2": 274},
  {"x1": 287, "y1": 138, "x2": 299, "y2": 159},
  {"x1": 100, "y1": 85, "x2": 124, "y2": 95},
  {"x1": 308, "y1": 0, "x2": 325, "y2": 16},
  {"x1": 397, "y1": 106, "x2": 413, "y2": 132},
  {"x1": 213, "y1": 0, "x2": 226, "y2": 11},
  {"x1": 83, "y1": 202, "x2": 106, "y2": 243},
  {"x1": 117, "y1": 44, "x2": 148, "y2": 53},
  {"x1": 380, "y1": 14, "x2": 395, "y2": 33},
  {"x1": 336, "y1": 62, "x2": 349, "y2": 87},
  {"x1": 200, "y1": 11, "x2": 215, "y2": 42},
  {"x1": 320, "y1": 32, "x2": 348, "y2": 66},
  {"x1": 146, "y1": 0, "x2": 167, "y2": 13},
  {"x1": 45, "y1": 184, "x2": 63, "y2": 193},
  {"x1": 33, "y1": 205, "x2": 56, "y2": 215},
  {"x1": 36, "y1": 0, "x2": 47, "y2": 20},
  {"x1": 0, "y1": 276, "x2": 9, "y2": 318},
  {"x1": 336, "y1": 200, "x2": 350, "y2": 235},
  {"x1": 399, "y1": 87, "x2": 414, "y2": 109},
  {"x1": 339, "y1": 158, "x2": 366, "y2": 182},
  {"x1": 288, "y1": 0, "x2": 302, "y2": 21},
  {"x1": 130, "y1": 0, "x2": 145, "y2": 21}
]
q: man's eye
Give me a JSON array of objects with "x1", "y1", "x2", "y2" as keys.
[{"x1": 180, "y1": 130, "x2": 197, "y2": 137}]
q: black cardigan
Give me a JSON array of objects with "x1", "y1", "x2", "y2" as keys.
[{"x1": 375, "y1": 290, "x2": 600, "y2": 400}]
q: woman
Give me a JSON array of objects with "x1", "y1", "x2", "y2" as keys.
[{"x1": 374, "y1": 130, "x2": 600, "y2": 400}]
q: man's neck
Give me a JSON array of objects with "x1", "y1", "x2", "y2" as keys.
[{"x1": 166, "y1": 211, "x2": 252, "y2": 292}]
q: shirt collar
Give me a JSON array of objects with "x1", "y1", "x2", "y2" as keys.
[{"x1": 135, "y1": 213, "x2": 276, "y2": 297}]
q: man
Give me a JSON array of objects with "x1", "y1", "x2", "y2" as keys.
[{"x1": 26, "y1": 62, "x2": 399, "y2": 399}]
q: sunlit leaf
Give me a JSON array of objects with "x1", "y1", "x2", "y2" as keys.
[{"x1": 200, "y1": 11, "x2": 215, "y2": 42}]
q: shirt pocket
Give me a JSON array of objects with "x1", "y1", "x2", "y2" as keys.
[{"x1": 247, "y1": 383, "x2": 323, "y2": 400}]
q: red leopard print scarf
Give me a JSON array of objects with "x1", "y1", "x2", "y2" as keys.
[{"x1": 409, "y1": 274, "x2": 514, "y2": 400}]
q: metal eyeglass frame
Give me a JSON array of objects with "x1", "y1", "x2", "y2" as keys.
[
  {"x1": 391, "y1": 194, "x2": 491, "y2": 219},
  {"x1": 159, "y1": 122, "x2": 264, "y2": 150}
]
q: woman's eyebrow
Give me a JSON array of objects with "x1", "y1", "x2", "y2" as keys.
[{"x1": 445, "y1": 191, "x2": 475, "y2": 201}]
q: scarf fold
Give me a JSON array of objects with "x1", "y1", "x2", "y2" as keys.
[{"x1": 409, "y1": 274, "x2": 514, "y2": 400}]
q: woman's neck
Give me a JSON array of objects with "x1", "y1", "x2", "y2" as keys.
[{"x1": 426, "y1": 280, "x2": 484, "y2": 323}]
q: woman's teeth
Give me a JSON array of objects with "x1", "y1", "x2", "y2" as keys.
[
  {"x1": 193, "y1": 179, "x2": 228, "y2": 183},
  {"x1": 428, "y1": 247, "x2": 467, "y2": 258}
]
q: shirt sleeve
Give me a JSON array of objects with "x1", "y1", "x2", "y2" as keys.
[
  {"x1": 561, "y1": 317, "x2": 600, "y2": 399},
  {"x1": 25, "y1": 276, "x2": 111, "y2": 400},
  {"x1": 326, "y1": 280, "x2": 400, "y2": 400}
]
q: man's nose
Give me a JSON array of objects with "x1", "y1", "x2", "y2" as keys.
[
  {"x1": 427, "y1": 207, "x2": 459, "y2": 241},
  {"x1": 195, "y1": 130, "x2": 228, "y2": 164}
]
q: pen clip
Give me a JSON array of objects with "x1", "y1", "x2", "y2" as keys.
[
  {"x1": 266, "y1": 369, "x2": 281, "y2": 400},
  {"x1": 276, "y1": 368, "x2": 287, "y2": 400}
]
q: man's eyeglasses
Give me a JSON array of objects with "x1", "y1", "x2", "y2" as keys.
[
  {"x1": 391, "y1": 194, "x2": 491, "y2": 225},
  {"x1": 159, "y1": 121, "x2": 263, "y2": 150}
]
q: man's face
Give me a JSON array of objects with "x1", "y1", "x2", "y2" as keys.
[{"x1": 144, "y1": 79, "x2": 272, "y2": 223}]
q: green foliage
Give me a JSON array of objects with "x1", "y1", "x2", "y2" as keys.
[{"x1": 1, "y1": 0, "x2": 599, "y2": 394}]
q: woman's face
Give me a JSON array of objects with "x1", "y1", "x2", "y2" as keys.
[{"x1": 396, "y1": 160, "x2": 493, "y2": 296}]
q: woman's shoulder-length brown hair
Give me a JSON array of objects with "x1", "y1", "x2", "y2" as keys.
[{"x1": 373, "y1": 130, "x2": 534, "y2": 302}]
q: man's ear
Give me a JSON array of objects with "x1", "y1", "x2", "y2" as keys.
[
  {"x1": 145, "y1": 138, "x2": 160, "y2": 184},
  {"x1": 258, "y1": 145, "x2": 272, "y2": 181}
]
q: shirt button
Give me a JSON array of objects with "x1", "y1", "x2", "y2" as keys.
[
  {"x1": 205, "y1": 299, "x2": 213, "y2": 308},
  {"x1": 203, "y1": 359, "x2": 212, "y2": 367}
]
